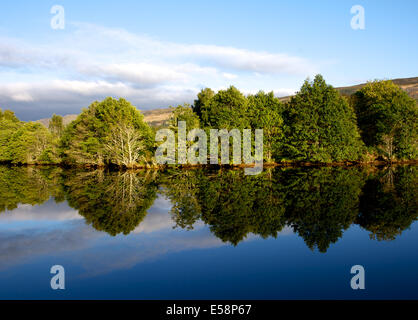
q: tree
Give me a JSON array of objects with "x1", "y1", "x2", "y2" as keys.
[
  {"x1": 48, "y1": 114, "x2": 64, "y2": 137},
  {"x1": 193, "y1": 88, "x2": 215, "y2": 121},
  {"x1": 160, "y1": 104, "x2": 202, "y2": 164},
  {"x1": 0, "y1": 109, "x2": 22, "y2": 162},
  {"x1": 169, "y1": 104, "x2": 200, "y2": 130},
  {"x1": 6, "y1": 122, "x2": 57, "y2": 164},
  {"x1": 200, "y1": 86, "x2": 250, "y2": 129},
  {"x1": 247, "y1": 91, "x2": 283, "y2": 162},
  {"x1": 105, "y1": 123, "x2": 147, "y2": 168},
  {"x1": 352, "y1": 80, "x2": 418, "y2": 160},
  {"x1": 60, "y1": 97, "x2": 154, "y2": 166},
  {"x1": 282, "y1": 75, "x2": 364, "y2": 162}
]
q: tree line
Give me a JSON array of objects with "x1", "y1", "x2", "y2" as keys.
[{"x1": 0, "y1": 75, "x2": 417, "y2": 166}]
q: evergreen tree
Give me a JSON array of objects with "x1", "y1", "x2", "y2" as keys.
[
  {"x1": 0, "y1": 109, "x2": 22, "y2": 162},
  {"x1": 192, "y1": 88, "x2": 215, "y2": 121},
  {"x1": 247, "y1": 91, "x2": 283, "y2": 162},
  {"x1": 282, "y1": 75, "x2": 364, "y2": 162},
  {"x1": 200, "y1": 86, "x2": 250, "y2": 129},
  {"x1": 6, "y1": 122, "x2": 57, "y2": 164}
]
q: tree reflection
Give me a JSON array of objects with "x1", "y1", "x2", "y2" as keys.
[
  {"x1": 0, "y1": 165, "x2": 416, "y2": 250},
  {"x1": 0, "y1": 166, "x2": 63, "y2": 212},
  {"x1": 63, "y1": 170, "x2": 158, "y2": 236},
  {"x1": 282, "y1": 167, "x2": 366, "y2": 252},
  {"x1": 357, "y1": 166, "x2": 418, "y2": 240},
  {"x1": 160, "y1": 169, "x2": 203, "y2": 230},
  {"x1": 163, "y1": 168, "x2": 287, "y2": 245},
  {"x1": 163, "y1": 167, "x2": 369, "y2": 251}
]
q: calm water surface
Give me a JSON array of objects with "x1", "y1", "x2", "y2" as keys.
[{"x1": 0, "y1": 165, "x2": 417, "y2": 299}]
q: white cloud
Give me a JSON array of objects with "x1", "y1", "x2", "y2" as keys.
[
  {"x1": 68, "y1": 22, "x2": 317, "y2": 75},
  {"x1": 222, "y1": 72, "x2": 238, "y2": 80},
  {"x1": 0, "y1": 202, "x2": 82, "y2": 222},
  {"x1": 0, "y1": 22, "x2": 317, "y2": 119}
]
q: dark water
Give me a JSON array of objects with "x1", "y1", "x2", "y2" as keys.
[{"x1": 0, "y1": 165, "x2": 417, "y2": 299}]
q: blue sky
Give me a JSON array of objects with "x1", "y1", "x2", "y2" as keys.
[{"x1": 0, "y1": 0, "x2": 417, "y2": 120}]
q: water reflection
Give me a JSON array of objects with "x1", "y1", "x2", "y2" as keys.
[
  {"x1": 62, "y1": 170, "x2": 159, "y2": 236},
  {"x1": 357, "y1": 166, "x2": 418, "y2": 241},
  {"x1": 0, "y1": 165, "x2": 417, "y2": 252}
]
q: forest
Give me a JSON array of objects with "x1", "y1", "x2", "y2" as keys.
[{"x1": 0, "y1": 75, "x2": 417, "y2": 167}]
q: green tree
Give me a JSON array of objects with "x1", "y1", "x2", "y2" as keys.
[
  {"x1": 282, "y1": 75, "x2": 364, "y2": 162},
  {"x1": 0, "y1": 109, "x2": 22, "y2": 162},
  {"x1": 247, "y1": 91, "x2": 283, "y2": 162},
  {"x1": 352, "y1": 80, "x2": 418, "y2": 160},
  {"x1": 200, "y1": 86, "x2": 250, "y2": 129},
  {"x1": 169, "y1": 104, "x2": 200, "y2": 130},
  {"x1": 6, "y1": 122, "x2": 58, "y2": 164},
  {"x1": 60, "y1": 97, "x2": 154, "y2": 166},
  {"x1": 192, "y1": 88, "x2": 215, "y2": 121},
  {"x1": 48, "y1": 114, "x2": 64, "y2": 137}
]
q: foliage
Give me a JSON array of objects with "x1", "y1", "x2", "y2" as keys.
[
  {"x1": 282, "y1": 75, "x2": 364, "y2": 162},
  {"x1": 200, "y1": 86, "x2": 250, "y2": 129},
  {"x1": 192, "y1": 88, "x2": 215, "y2": 121},
  {"x1": 0, "y1": 109, "x2": 22, "y2": 162},
  {"x1": 247, "y1": 91, "x2": 283, "y2": 162},
  {"x1": 60, "y1": 97, "x2": 154, "y2": 166},
  {"x1": 48, "y1": 114, "x2": 64, "y2": 137},
  {"x1": 1, "y1": 77, "x2": 418, "y2": 168},
  {"x1": 6, "y1": 122, "x2": 58, "y2": 164},
  {"x1": 352, "y1": 80, "x2": 418, "y2": 160},
  {"x1": 169, "y1": 104, "x2": 201, "y2": 130}
]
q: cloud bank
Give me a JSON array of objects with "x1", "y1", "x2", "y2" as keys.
[{"x1": 0, "y1": 22, "x2": 317, "y2": 120}]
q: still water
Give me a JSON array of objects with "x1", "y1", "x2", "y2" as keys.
[{"x1": 0, "y1": 165, "x2": 417, "y2": 299}]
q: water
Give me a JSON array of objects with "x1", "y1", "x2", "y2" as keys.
[{"x1": 0, "y1": 165, "x2": 417, "y2": 299}]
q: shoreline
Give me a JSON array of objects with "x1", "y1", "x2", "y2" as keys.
[{"x1": 1, "y1": 159, "x2": 417, "y2": 171}]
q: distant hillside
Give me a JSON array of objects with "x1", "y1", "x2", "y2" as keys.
[
  {"x1": 279, "y1": 76, "x2": 418, "y2": 103},
  {"x1": 337, "y1": 77, "x2": 418, "y2": 100},
  {"x1": 36, "y1": 114, "x2": 78, "y2": 128},
  {"x1": 141, "y1": 108, "x2": 173, "y2": 128},
  {"x1": 36, "y1": 77, "x2": 418, "y2": 128}
]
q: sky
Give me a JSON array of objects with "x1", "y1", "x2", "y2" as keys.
[{"x1": 0, "y1": 0, "x2": 417, "y2": 120}]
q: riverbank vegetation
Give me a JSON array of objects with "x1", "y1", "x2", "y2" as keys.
[{"x1": 0, "y1": 75, "x2": 417, "y2": 167}]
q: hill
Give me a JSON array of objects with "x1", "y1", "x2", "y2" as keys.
[{"x1": 279, "y1": 76, "x2": 418, "y2": 103}]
